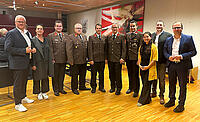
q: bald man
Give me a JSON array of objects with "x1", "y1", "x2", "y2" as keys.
[
  {"x1": 106, "y1": 23, "x2": 126, "y2": 95},
  {"x1": 66, "y1": 23, "x2": 90, "y2": 95}
]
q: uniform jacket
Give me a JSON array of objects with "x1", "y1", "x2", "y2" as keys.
[
  {"x1": 105, "y1": 33, "x2": 126, "y2": 62},
  {"x1": 138, "y1": 43, "x2": 158, "y2": 81},
  {"x1": 47, "y1": 32, "x2": 69, "y2": 63},
  {"x1": 88, "y1": 33, "x2": 106, "y2": 62},
  {"x1": 4, "y1": 28, "x2": 32, "y2": 69},
  {"x1": 152, "y1": 31, "x2": 172, "y2": 64},
  {"x1": 32, "y1": 36, "x2": 54, "y2": 81},
  {"x1": 126, "y1": 32, "x2": 143, "y2": 60},
  {"x1": 66, "y1": 33, "x2": 88, "y2": 65},
  {"x1": 163, "y1": 33, "x2": 197, "y2": 69}
]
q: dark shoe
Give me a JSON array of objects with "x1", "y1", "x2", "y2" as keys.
[
  {"x1": 173, "y1": 105, "x2": 185, "y2": 113},
  {"x1": 79, "y1": 87, "x2": 91, "y2": 90},
  {"x1": 115, "y1": 90, "x2": 121, "y2": 95},
  {"x1": 160, "y1": 97, "x2": 165, "y2": 105},
  {"x1": 54, "y1": 92, "x2": 59, "y2": 96},
  {"x1": 190, "y1": 81, "x2": 194, "y2": 83},
  {"x1": 60, "y1": 90, "x2": 67, "y2": 94},
  {"x1": 150, "y1": 92, "x2": 157, "y2": 98},
  {"x1": 72, "y1": 90, "x2": 80, "y2": 95},
  {"x1": 91, "y1": 89, "x2": 96, "y2": 93},
  {"x1": 99, "y1": 89, "x2": 106, "y2": 92},
  {"x1": 126, "y1": 89, "x2": 132, "y2": 94},
  {"x1": 109, "y1": 89, "x2": 115, "y2": 93},
  {"x1": 164, "y1": 100, "x2": 175, "y2": 108},
  {"x1": 133, "y1": 92, "x2": 138, "y2": 97}
]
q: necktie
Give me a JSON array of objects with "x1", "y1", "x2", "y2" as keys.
[
  {"x1": 59, "y1": 33, "x2": 62, "y2": 40},
  {"x1": 99, "y1": 35, "x2": 101, "y2": 40},
  {"x1": 113, "y1": 34, "x2": 115, "y2": 40}
]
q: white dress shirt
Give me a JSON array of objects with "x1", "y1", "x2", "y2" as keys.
[
  {"x1": 155, "y1": 31, "x2": 163, "y2": 47},
  {"x1": 172, "y1": 36, "x2": 181, "y2": 62}
]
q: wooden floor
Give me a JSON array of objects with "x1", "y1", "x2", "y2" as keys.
[{"x1": 0, "y1": 64, "x2": 200, "y2": 122}]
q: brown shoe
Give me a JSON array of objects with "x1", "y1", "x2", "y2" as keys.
[{"x1": 160, "y1": 97, "x2": 165, "y2": 104}]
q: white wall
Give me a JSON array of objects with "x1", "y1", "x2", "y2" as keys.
[
  {"x1": 67, "y1": 0, "x2": 200, "y2": 78},
  {"x1": 67, "y1": 9, "x2": 101, "y2": 36},
  {"x1": 143, "y1": 0, "x2": 200, "y2": 78}
]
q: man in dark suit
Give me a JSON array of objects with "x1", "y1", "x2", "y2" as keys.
[
  {"x1": 88, "y1": 24, "x2": 106, "y2": 93},
  {"x1": 151, "y1": 20, "x2": 172, "y2": 104},
  {"x1": 163, "y1": 22, "x2": 197, "y2": 112},
  {"x1": 106, "y1": 23, "x2": 126, "y2": 95},
  {"x1": 66, "y1": 23, "x2": 90, "y2": 95},
  {"x1": 48, "y1": 20, "x2": 68, "y2": 96},
  {"x1": 5, "y1": 15, "x2": 36, "y2": 112},
  {"x1": 125, "y1": 20, "x2": 142, "y2": 97}
]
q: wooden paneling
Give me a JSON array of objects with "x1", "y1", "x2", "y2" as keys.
[{"x1": 0, "y1": 0, "x2": 133, "y2": 14}]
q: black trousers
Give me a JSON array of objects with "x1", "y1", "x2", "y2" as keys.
[
  {"x1": 126, "y1": 60, "x2": 140, "y2": 93},
  {"x1": 90, "y1": 62, "x2": 105, "y2": 90},
  {"x1": 12, "y1": 68, "x2": 29, "y2": 105},
  {"x1": 108, "y1": 61, "x2": 122, "y2": 91},
  {"x1": 138, "y1": 70, "x2": 154, "y2": 105},
  {"x1": 168, "y1": 62, "x2": 188, "y2": 106},
  {"x1": 70, "y1": 63, "x2": 87, "y2": 90},
  {"x1": 33, "y1": 77, "x2": 49, "y2": 94},
  {"x1": 52, "y1": 63, "x2": 66, "y2": 92}
]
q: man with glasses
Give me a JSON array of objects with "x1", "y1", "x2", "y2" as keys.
[
  {"x1": 151, "y1": 20, "x2": 172, "y2": 104},
  {"x1": 48, "y1": 20, "x2": 68, "y2": 96},
  {"x1": 106, "y1": 23, "x2": 126, "y2": 95},
  {"x1": 125, "y1": 20, "x2": 142, "y2": 97},
  {"x1": 163, "y1": 22, "x2": 196, "y2": 112},
  {"x1": 66, "y1": 23, "x2": 90, "y2": 95},
  {"x1": 5, "y1": 15, "x2": 36, "y2": 112}
]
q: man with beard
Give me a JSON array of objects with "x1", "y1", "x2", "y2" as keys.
[{"x1": 151, "y1": 20, "x2": 172, "y2": 104}]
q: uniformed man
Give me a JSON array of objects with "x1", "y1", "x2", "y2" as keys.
[
  {"x1": 125, "y1": 20, "x2": 143, "y2": 97},
  {"x1": 66, "y1": 23, "x2": 90, "y2": 95},
  {"x1": 88, "y1": 24, "x2": 106, "y2": 93},
  {"x1": 106, "y1": 23, "x2": 126, "y2": 95},
  {"x1": 48, "y1": 20, "x2": 68, "y2": 96}
]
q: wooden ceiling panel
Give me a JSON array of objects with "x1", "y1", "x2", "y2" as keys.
[{"x1": 0, "y1": 0, "x2": 128, "y2": 14}]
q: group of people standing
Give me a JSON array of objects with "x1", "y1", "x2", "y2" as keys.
[{"x1": 2, "y1": 14, "x2": 196, "y2": 113}]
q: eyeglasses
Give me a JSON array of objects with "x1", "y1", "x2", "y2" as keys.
[
  {"x1": 16, "y1": 21, "x2": 25, "y2": 23},
  {"x1": 172, "y1": 27, "x2": 182, "y2": 30}
]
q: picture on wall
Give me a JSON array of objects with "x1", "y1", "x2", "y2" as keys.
[{"x1": 101, "y1": 0, "x2": 144, "y2": 35}]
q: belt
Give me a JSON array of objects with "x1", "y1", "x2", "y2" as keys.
[{"x1": 171, "y1": 60, "x2": 180, "y2": 64}]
